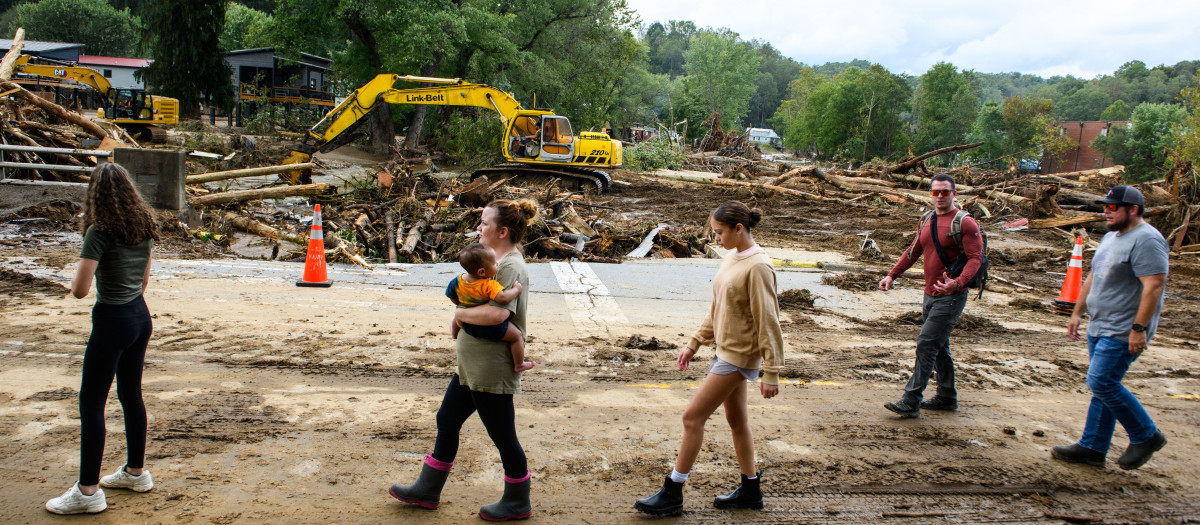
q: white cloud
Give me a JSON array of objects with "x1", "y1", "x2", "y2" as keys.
[{"x1": 626, "y1": 0, "x2": 1200, "y2": 77}]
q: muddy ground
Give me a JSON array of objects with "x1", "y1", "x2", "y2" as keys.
[{"x1": 2, "y1": 169, "x2": 1199, "y2": 524}]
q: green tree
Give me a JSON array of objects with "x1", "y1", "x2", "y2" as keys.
[
  {"x1": 771, "y1": 65, "x2": 908, "y2": 161},
  {"x1": 15, "y1": 0, "x2": 141, "y2": 56},
  {"x1": 220, "y1": 2, "x2": 273, "y2": 51},
  {"x1": 1054, "y1": 84, "x2": 1111, "y2": 121},
  {"x1": 679, "y1": 29, "x2": 760, "y2": 133},
  {"x1": 137, "y1": 0, "x2": 232, "y2": 116},
  {"x1": 1100, "y1": 99, "x2": 1132, "y2": 121},
  {"x1": 1171, "y1": 72, "x2": 1200, "y2": 174},
  {"x1": 1093, "y1": 102, "x2": 1188, "y2": 180},
  {"x1": 912, "y1": 62, "x2": 981, "y2": 156}
]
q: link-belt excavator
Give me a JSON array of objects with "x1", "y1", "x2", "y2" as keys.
[
  {"x1": 284, "y1": 74, "x2": 621, "y2": 192},
  {"x1": 13, "y1": 55, "x2": 179, "y2": 142}
]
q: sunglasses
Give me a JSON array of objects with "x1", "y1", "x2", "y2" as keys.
[
  {"x1": 1104, "y1": 203, "x2": 1127, "y2": 212},
  {"x1": 930, "y1": 189, "x2": 953, "y2": 197}
]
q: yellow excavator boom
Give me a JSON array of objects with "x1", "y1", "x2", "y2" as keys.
[{"x1": 12, "y1": 54, "x2": 179, "y2": 130}]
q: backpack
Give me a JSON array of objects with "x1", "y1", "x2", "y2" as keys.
[{"x1": 916, "y1": 210, "x2": 989, "y2": 297}]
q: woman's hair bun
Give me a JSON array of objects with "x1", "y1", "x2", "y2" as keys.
[
  {"x1": 748, "y1": 209, "x2": 762, "y2": 228},
  {"x1": 516, "y1": 198, "x2": 539, "y2": 224}
]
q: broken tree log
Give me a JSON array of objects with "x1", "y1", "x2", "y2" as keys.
[
  {"x1": 0, "y1": 28, "x2": 23, "y2": 81},
  {"x1": 885, "y1": 142, "x2": 984, "y2": 174},
  {"x1": 189, "y1": 183, "x2": 331, "y2": 207},
  {"x1": 400, "y1": 219, "x2": 427, "y2": 255},
  {"x1": 223, "y1": 212, "x2": 309, "y2": 245},
  {"x1": 385, "y1": 211, "x2": 397, "y2": 263},
  {"x1": 187, "y1": 163, "x2": 316, "y2": 184}
]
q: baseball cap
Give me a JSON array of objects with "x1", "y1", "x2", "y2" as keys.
[{"x1": 1095, "y1": 185, "x2": 1145, "y2": 207}]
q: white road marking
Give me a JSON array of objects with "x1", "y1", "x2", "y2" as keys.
[{"x1": 549, "y1": 260, "x2": 629, "y2": 337}]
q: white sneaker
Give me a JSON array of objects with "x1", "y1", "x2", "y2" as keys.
[
  {"x1": 45, "y1": 483, "x2": 107, "y2": 514},
  {"x1": 99, "y1": 465, "x2": 154, "y2": 492}
]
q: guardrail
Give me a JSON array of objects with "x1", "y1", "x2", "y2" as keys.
[{"x1": 0, "y1": 144, "x2": 112, "y2": 178}]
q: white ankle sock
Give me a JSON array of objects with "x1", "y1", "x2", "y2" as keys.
[{"x1": 669, "y1": 469, "x2": 689, "y2": 483}]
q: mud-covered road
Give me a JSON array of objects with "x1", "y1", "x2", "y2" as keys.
[{"x1": 2, "y1": 172, "x2": 1199, "y2": 523}]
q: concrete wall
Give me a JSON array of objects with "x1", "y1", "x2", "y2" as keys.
[{"x1": 113, "y1": 148, "x2": 185, "y2": 210}]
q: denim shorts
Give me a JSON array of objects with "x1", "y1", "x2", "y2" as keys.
[{"x1": 710, "y1": 355, "x2": 759, "y2": 382}]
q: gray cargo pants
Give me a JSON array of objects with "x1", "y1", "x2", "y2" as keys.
[{"x1": 901, "y1": 291, "x2": 968, "y2": 405}]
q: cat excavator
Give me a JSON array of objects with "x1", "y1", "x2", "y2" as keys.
[
  {"x1": 13, "y1": 55, "x2": 179, "y2": 142},
  {"x1": 283, "y1": 74, "x2": 621, "y2": 192}
]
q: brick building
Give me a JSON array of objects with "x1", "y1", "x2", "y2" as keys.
[{"x1": 1041, "y1": 121, "x2": 1127, "y2": 174}]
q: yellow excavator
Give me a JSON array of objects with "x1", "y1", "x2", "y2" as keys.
[
  {"x1": 284, "y1": 74, "x2": 621, "y2": 191},
  {"x1": 13, "y1": 55, "x2": 179, "y2": 142}
]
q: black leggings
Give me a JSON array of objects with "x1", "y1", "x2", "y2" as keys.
[
  {"x1": 79, "y1": 295, "x2": 152, "y2": 486},
  {"x1": 431, "y1": 374, "x2": 527, "y2": 479}
]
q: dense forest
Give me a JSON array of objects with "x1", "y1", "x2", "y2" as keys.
[{"x1": 3, "y1": 0, "x2": 1198, "y2": 179}]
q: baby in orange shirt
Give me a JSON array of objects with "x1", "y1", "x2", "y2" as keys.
[{"x1": 446, "y1": 243, "x2": 533, "y2": 372}]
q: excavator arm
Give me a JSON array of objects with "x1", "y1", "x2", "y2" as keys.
[
  {"x1": 295, "y1": 74, "x2": 524, "y2": 155},
  {"x1": 13, "y1": 55, "x2": 115, "y2": 95}
]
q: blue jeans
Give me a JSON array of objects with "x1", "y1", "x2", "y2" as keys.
[{"x1": 1078, "y1": 335, "x2": 1158, "y2": 453}]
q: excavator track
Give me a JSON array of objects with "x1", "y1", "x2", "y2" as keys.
[{"x1": 471, "y1": 164, "x2": 611, "y2": 193}]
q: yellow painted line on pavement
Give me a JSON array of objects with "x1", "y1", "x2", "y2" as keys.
[{"x1": 1169, "y1": 394, "x2": 1199, "y2": 400}]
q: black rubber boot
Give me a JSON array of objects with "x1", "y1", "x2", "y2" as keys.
[
  {"x1": 479, "y1": 476, "x2": 532, "y2": 521},
  {"x1": 634, "y1": 476, "x2": 684, "y2": 515},
  {"x1": 389, "y1": 461, "x2": 451, "y2": 509},
  {"x1": 713, "y1": 472, "x2": 763, "y2": 509}
]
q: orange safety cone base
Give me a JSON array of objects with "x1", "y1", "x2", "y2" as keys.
[
  {"x1": 296, "y1": 279, "x2": 332, "y2": 288},
  {"x1": 1051, "y1": 299, "x2": 1075, "y2": 315}
]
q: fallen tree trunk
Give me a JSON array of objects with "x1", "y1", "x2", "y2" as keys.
[
  {"x1": 885, "y1": 142, "x2": 983, "y2": 174},
  {"x1": 400, "y1": 219, "x2": 426, "y2": 254},
  {"x1": 223, "y1": 212, "x2": 308, "y2": 244},
  {"x1": 0, "y1": 28, "x2": 23, "y2": 81},
  {"x1": 189, "y1": 183, "x2": 331, "y2": 207},
  {"x1": 188, "y1": 163, "x2": 316, "y2": 184}
]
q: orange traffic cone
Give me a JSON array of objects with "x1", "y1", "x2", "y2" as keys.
[
  {"x1": 297, "y1": 204, "x2": 332, "y2": 287},
  {"x1": 1051, "y1": 235, "x2": 1084, "y2": 313}
]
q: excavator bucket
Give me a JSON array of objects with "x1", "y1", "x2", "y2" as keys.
[{"x1": 280, "y1": 151, "x2": 313, "y2": 185}]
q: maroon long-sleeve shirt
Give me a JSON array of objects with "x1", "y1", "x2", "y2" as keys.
[{"x1": 887, "y1": 209, "x2": 983, "y2": 296}]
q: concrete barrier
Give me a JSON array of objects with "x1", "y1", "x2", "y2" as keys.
[{"x1": 113, "y1": 148, "x2": 186, "y2": 210}]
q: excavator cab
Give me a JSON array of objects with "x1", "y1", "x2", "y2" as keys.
[{"x1": 509, "y1": 115, "x2": 541, "y2": 159}]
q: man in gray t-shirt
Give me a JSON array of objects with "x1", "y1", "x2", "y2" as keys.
[{"x1": 1053, "y1": 185, "x2": 1169, "y2": 470}]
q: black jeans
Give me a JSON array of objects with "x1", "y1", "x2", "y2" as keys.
[
  {"x1": 902, "y1": 291, "x2": 967, "y2": 405},
  {"x1": 79, "y1": 295, "x2": 152, "y2": 486},
  {"x1": 431, "y1": 374, "x2": 527, "y2": 479}
]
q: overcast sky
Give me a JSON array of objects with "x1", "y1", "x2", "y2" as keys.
[{"x1": 625, "y1": 0, "x2": 1200, "y2": 79}]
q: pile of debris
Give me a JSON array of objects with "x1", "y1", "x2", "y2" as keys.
[{"x1": 186, "y1": 162, "x2": 709, "y2": 267}]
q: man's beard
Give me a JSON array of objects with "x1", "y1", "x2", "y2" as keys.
[{"x1": 1107, "y1": 215, "x2": 1131, "y2": 231}]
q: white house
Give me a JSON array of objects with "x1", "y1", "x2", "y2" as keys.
[
  {"x1": 77, "y1": 55, "x2": 151, "y2": 90},
  {"x1": 745, "y1": 127, "x2": 781, "y2": 146}
]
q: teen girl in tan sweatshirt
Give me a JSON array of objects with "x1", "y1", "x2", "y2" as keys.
[{"x1": 635, "y1": 200, "x2": 785, "y2": 515}]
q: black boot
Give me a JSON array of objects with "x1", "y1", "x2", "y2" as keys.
[
  {"x1": 389, "y1": 455, "x2": 452, "y2": 509},
  {"x1": 479, "y1": 475, "x2": 532, "y2": 521},
  {"x1": 635, "y1": 476, "x2": 684, "y2": 515},
  {"x1": 713, "y1": 472, "x2": 763, "y2": 509}
]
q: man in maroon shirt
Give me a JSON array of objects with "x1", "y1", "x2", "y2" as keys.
[{"x1": 878, "y1": 174, "x2": 984, "y2": 417}]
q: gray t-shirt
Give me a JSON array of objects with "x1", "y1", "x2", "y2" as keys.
[
  {"x1": 456, "y1": 250, "x2": 528, "y2": 394},
  {"x1": 1085, "y1": 222, "x2": 1169, "y2": 342}
]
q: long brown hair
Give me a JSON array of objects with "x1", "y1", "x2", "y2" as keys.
[
  {"x1": 81, "y1": 163, "x2": 159, "y2": 245},
  {"x1": 487, "y1": 198, "x2": 539, "y2": 243}
]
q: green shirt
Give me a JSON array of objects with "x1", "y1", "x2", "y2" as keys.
[
  {"x1": 456, "y1": 250, "x2": 529, "y2": 394},
  {"x1": 80, "y1": 226, "x2": 151, "y2": 305}
]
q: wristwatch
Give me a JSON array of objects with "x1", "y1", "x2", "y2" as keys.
[{"x1": 1131, "y1": 323, "x2": 1147, "y2": 333}]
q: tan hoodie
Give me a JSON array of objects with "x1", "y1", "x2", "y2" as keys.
[{"x1": 687, "y1": 249, "x2": 785, "y2": 384}]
